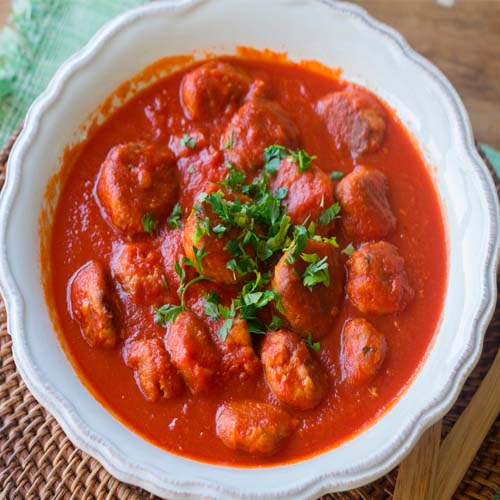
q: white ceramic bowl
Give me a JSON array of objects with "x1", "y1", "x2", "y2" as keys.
[{"x1": 0, "y1": 1, "x2": 499, "y2": 498}]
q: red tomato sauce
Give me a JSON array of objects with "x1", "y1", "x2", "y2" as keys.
[{"x1": 48, "y1": 56, "x2": 447, "y2": 466}]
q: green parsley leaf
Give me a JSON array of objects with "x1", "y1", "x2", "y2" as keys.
[
  {"x1": 193, "y1": 216, "x2": 210, "y2": 243},
  {"x1": 203, "y1": 290, "x2": 222, "y2": 319},
  {"x1": 180, "y1": 134, "x2": 196, "y2": 149},
  {"x1": 268, "y1": 315, "x2": 283, "y2": 330},
  {"x1": 289, "y1": 149, "x2": 317, "y2": 172},
  {"x1": 154, "y1": 304, "x2": 184, "y2": 326},
  {"x1": 304, "y1": 332, "x2": 320, "y2": 351},
  {"x1": 318, "y1": 202, "x2": 341, "y2": 226},
  {"x1": 222, "y1": 130, "x2": 235, "y2": 150},
  {"x1": 183, "y1": 246, "x2": 207, "y2": 274},
  {"x1": 263, "y1": 144, "x2": 287, "y2": 176},
  {"x1": 342, "y1": 243, "x2": 355, "y2": 256},
  {"x1": 301, "y1": 253, "x2": 330, "y2": 290},
  {"x1": 142, "y1": 212, "x2": 158, "y2": 235},
  {"x1": 221, "y1": 163, "x2": 246, "y2": 189},
  {"x1": 167, "y1": 203, "x2": 183, "y2": 229},
  {"x1": 212, "y1": 224, "x2": 227, "y2": 235},
  {"x1": 174, "y1": 260, "x2": 186, "y2": 283},
  {"x1": 219, "y1": 319, "x2": 234, "y2": 341},
  {"x1": 266, "y1": 215, "x2": 291, "y2": 253},
  {"x1": 285, "y1": 225, "x2": 309, "y2": 264},
  {"x1": 161, "y1": 275, "x2": 170, "y2": 291},
  {"x1": 330, "y1": 170, "x2": 344, "y2": 180},
  {"x1": 275, "y1": 187, "x2": 288, "y2": 200}
]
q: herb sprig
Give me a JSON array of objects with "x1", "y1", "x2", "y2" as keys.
[
  {"x1": 154, "y1": 249, "x2": 210, "y2": 325},
  {"x1": 263, "y1": 145, "x2": 317, "y2": 175}
]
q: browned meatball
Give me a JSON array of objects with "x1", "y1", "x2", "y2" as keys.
[
  {"x1": 336, "y1": 166, "x2": 396, "y2": 242},
  {"x1": 341, "y1": 319, "x2": 387, "y2": 385},
  {"x1": 273, "y1": 239, "x2": 344, "y2": 339},
  {"x1": 96, "y1": 142, "x2": 178, "y2": 235},
  {"x1": 346, "y1": 242, "x2": 414, "y2": 314},
  {"x1": 177, "y1": 149, "x2": 228, "y2": 210},
  {"x1": 222, "y1": 99, "x2": 300, "y2": 171},
  {"x1": 181, "y1": 61, "x2": 251, "y2": 120},
  {"x1": 166, "y1": 311, "x2": 219, "y2": 394},
  {"x1": 317, "y1": 88, "x2": 386, "y2": 157},
  {"x1": 69, "y1": 261, "x2": 118, "y2": 348},
  {"x1": 272, "y1": 158, "x2": 336, "y2": 234},
  {"x1": 262, "y1": 330, "x2": 326, "y2": 410},
  {"x1": 184, "y1": 187, "x2": 252, "y2": 284},
  {"x1": 215, "y1": 401, "x2": 297, "y2": 456},
  {"x1": 221, "y1": 318, "x2": 261, "y2": 380},
  {"x1": 112, "y1": 243, "x2": 168, "y2": 306},
  {"x1": 124, "y1": 337, "x2": 183, "y2": 401}
]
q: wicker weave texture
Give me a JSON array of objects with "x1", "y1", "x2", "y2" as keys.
[{"x1": 0, "y1": 133, "x2": 498, "y2": 500}]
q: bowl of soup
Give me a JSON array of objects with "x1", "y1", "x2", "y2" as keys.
[{"x1": 0, "y1": 0, "x2": 498, "y2": 498}]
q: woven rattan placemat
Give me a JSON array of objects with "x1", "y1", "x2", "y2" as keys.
[{"x1": 0, "y1": 130, "x2": 498, "y2": 500}]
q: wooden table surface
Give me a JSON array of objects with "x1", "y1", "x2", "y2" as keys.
[{"x1": 0, "y1": 0, "x2": 499, "y2": 147}]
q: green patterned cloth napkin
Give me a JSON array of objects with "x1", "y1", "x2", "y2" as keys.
[
  {"x1": 0, "y1": 0, "x2": 144, "y2": 145},
  {"x1": 0, "y1": 0, "x2": 499, "y2": 177}
]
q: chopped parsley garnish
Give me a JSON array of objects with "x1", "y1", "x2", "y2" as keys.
[
  {"x1": 342, "y1": 243, "x2": 355, "y2": 256},
  {"x1": 154, "y1": 260, "x2": 209, "y2": 326},
  {"x1": 275, "y1": 187, "x2": 288, "y2": 200},
  {"x1": 167, "y1": 203, "x2": 183, "y2": 229},
  {"x1": 318, "y1": 202, "x2": 341, "y2": 226},
  {"x1": 263, "y1": 145, "x2": 317, "y2": 175},
  {"x1": 263, "y1": 145, "x2": 288, "y2": 175},
  {"x1": 289, "y1": 149, "x2": 317, "y2": 172},
  {"x1": 221, "y1": 163, "x2": 246, "y2": 190},
  {"x1": 268, "y1": 315, "x2": 283, "y2": 330},
  {"x1": 154, "y1": 143, "x2": 344, "y2": 339},
  {"x1": 154, "y1": 303, "x2": 184, "y2": 325},
  {"x1": 301, "y1": 252, "x2": 330, "y2": 290},
  {"x1": 180, "y1": 134, "x2": 196, "y2": 149},
  {"x1": 183, "y1": 246, "x2": 207, "y2": 274},
  {"x1": 222, "y1": 130, "x2": 235, "y2": 150},
  {"x1": 161, "y1": 275, "x2": 170, "y2": 291},
  {"x1": 285, "y1": 225, "x2": 309, "y2": 264},
  {"x1": 331, "y1": 171, "x2": 344, "y2": 180},
  {"x1": 304, "y1": 332, "x2": 320, "y2": 352},
  {"x1": 193, "y1": 216, "x2": 210, "y2": 244},
  {"x1": 142, "y1": 212, "x2": 158, "y2": 235}
]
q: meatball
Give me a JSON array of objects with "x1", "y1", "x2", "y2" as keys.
[
  {"x1": 96, "y1": 142, "x2": 178, "y2": 235},
  {"x1": 273, "y1": 239, "x2": 344, "y2": 339},
  {"x1": 336, "y1": 166, "x2": 396, "y2": 242},
  {"x1": 272, "y1": 158, "x2": 336, "y2": 234},
  {"x1": 183, "y1": 187, "x2": 252, "y2": 284},
  {"x1": 222, "y1": 99, "x2": 300, "y2": 171},
  {"x1": 124, "y1": 338, "x2": 183, "y2": 401},
  {"x1": 168, "y1": 130, "x2": 207, "y2": 158},
  {"x1": 176, "y1": 149, "x2": 228, "y2": 210},
  {"x1": 262, "y1": 330, "x2": 326, "y2": 410},
  {"x1": 112, "y1": 243, "x2": 168, "y2": 306},
  {"x1": 181, "y1": 61, "x2": 251, "y2": 120},
  {"x1": 166, "y1": 311, "x2": 219, "y2": 394},
  {"x1": 215, "y1": 401, "x2": 297, "y2": 456},
  {"x1": 160, "y1": 227, "x2": 189, "y2": 295},
  {"x1": 317, "y1": 88, "x2": 386, "y2": 157},
  {"x1": 69, "y1": 261, "x2": 118, "y2": 348},
  {"x1": 221, "y1": 318, "x2": 261, "y2": 380},
  {"x1": 341, "y1": 319, "x2": 388, "y2": 385},
  {"x1": 346, "y1": 241, "x2": 414, "y2": 314}
]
